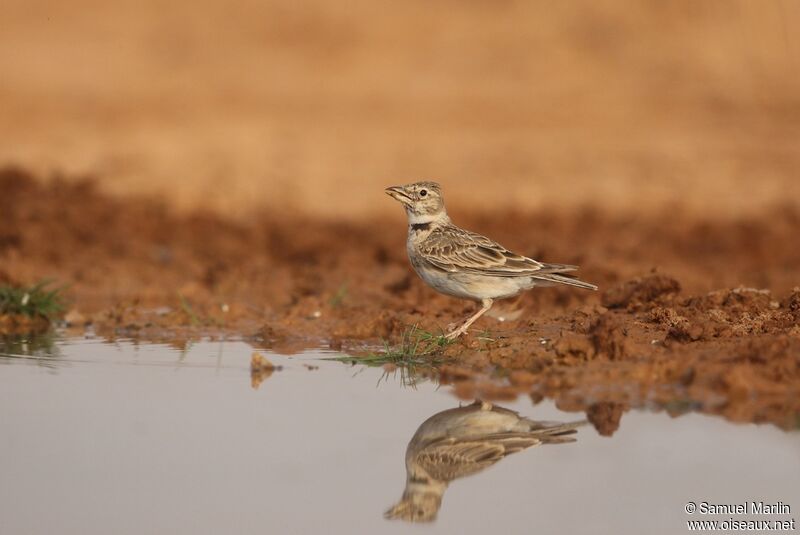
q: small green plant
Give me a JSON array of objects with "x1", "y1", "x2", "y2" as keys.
[
  {"x1": 329, "y1": 283, "x2": 348, "y2": 308},
  {"x1": 0, "y1": 281, "x2": 65, "y2": 320},
  {"x1": 328, "y1": 325, "x2": 457, "y2": 388},
  {"x1": 330, "y1": 324, "x2": 453, "y2": 367},
  {"x1": 476, "y1": 328, "x2": 496, "y2": 340},
  {"x1": 177, "y1": 293, "x2": 201, "y2": 326}
]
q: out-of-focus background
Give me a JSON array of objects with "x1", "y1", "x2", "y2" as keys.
[{"x1": 2, "y1": 0, "x2": 799, "y2": 218}]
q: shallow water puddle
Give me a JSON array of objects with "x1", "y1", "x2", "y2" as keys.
[{"x1": 1, "y1": 337, "x2": 798, "y2": 535}]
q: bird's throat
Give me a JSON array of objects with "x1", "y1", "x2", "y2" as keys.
[{"x1": 407, "y1": 211, "x2": 449, "y2": 231}]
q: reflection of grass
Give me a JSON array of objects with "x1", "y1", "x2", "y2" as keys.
[
  {"x1": 329, "y1": 325, "x2": 453, "y2": 385},
  {"x1": 376, "y1": 364, "x2": 430, "y2": 388},
  {"x1": 0, "y1": 332, "x2": 60, "y2": 359},
  {"x1": 662, "y1": 398, "x2": 702, "y2": 415},
  {"x1": 0, "y1": 281, "x2": 65, "y2": 319}
]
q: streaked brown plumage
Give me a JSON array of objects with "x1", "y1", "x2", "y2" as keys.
[{"x1": 385, "y1": 400, "x2": 585, "y2": 523}]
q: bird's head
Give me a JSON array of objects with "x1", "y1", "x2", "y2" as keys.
[
  {"x1": 384, "y1": 490, "x2": 443, "y2": 523},
  {"x1": 385, "y1": 181, "x2": 447, "y2": 224}
]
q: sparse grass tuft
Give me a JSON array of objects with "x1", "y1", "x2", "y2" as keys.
[
  {"x1": 329, "y1": 283, "x2": 348, "y2": 308},
  {"x1": 330, "y1": 324, "x2": 454, "y2": 368},
  {"x1": 177, "y1": 293, "x2": 201, "y2": 326},
  {"x1": 0, "y1": 281, "x2": 66, "y2": 320}
]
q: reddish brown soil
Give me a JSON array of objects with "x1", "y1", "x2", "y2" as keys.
[{"x1": 2, "y1": 167, "x2": 799, "y2": 433}]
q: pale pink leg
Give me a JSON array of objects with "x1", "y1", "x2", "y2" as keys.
[{"x1": 445, "y1": 299, "x2": 494, "y2": 339}]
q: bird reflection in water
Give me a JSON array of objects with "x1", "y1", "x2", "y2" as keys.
[{"x1": 385, "y1": 400, "x2": 585, "y2": 523}]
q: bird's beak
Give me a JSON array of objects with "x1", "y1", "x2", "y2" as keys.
[{"x1": 385, "y1": 186, "x2": 413, "y2": 206}]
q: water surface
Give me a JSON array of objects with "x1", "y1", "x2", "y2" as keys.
[{"x1": 1, "y1": 337, "x2": 798, "y2": 534}]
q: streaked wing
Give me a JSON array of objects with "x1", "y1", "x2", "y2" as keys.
[
  {"x1": 415, "y1": 435, "x2": 542, "y2": 482},
  {"x1": 418, "y1": 226, "x2": 544, "y2": 277}
]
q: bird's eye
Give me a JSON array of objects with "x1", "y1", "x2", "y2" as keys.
[{"x1": 419, "y1": 189, "x2": 427, "y2": 197}]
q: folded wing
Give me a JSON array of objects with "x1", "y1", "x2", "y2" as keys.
[
  {"x1": 415, "y1": 435, "x2": 542, "y2": 482},
  {"x1": 418, "y1": 227, "x2": 548, "y2": 276}
]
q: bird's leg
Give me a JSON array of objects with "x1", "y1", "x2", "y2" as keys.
[{"x1": 445, "y1": 299, "x2": 494, "y2": 339}]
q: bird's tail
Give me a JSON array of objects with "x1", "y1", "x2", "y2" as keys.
[
  {"x1": 526, "y1": 420, "x2": 588, "y2": 444},
  {"x1": 532, "y1": 263, "x2": 598, "y2": 291}
]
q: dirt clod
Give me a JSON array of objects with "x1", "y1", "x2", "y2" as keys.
[
  {"x1": 586, "y1": 402, "x2": 627, "y2": 436},
  {"x1": 602, "y1": 274, "x2": 681, "y2": 311},
  {"x1": 590, "y1": 313, "x2": 629, "y2": 360},
  {"x1": 250, "y1": 353, "x2": 282, "y2": 390}
]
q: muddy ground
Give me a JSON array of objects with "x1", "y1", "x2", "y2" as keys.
[{"x1": 2, "y1": 167, "x2": 799, "y2": 433}]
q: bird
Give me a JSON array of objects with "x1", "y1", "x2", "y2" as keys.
[
  {"x1": 385, "y1": 181, "x2": 597, "y2": 339},
  {"x1": 384, "y1": 400, "x2": 584, "y2": 523}
]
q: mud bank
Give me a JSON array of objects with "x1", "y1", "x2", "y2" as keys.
[{"x1": 2, "y1": 167, "x2": 799, "y2": 431}]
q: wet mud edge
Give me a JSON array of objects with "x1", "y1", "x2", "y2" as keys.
[{"x1": 2, "y1": 167, "x2": 800, "y2": 433}]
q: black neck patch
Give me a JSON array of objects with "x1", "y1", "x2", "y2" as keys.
[{"x1": 410, "y1": 222, "x2": 431, "y2": 232}]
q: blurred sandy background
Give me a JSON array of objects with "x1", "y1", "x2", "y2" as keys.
[{"x1": 2, "y1": 0, "x2": 799, "y2": 218}]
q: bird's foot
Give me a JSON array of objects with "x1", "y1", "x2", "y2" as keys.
[{"x1": 444, "y1": 325, "x2": 468, "y2": 340}]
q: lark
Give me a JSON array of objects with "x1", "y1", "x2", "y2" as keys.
[
  {"x1": 386, "y1": 181, "x2": 597, "y2": 339},
  {"x1": 385, "y1": 400, "x2": 584, "y2": 522}
]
